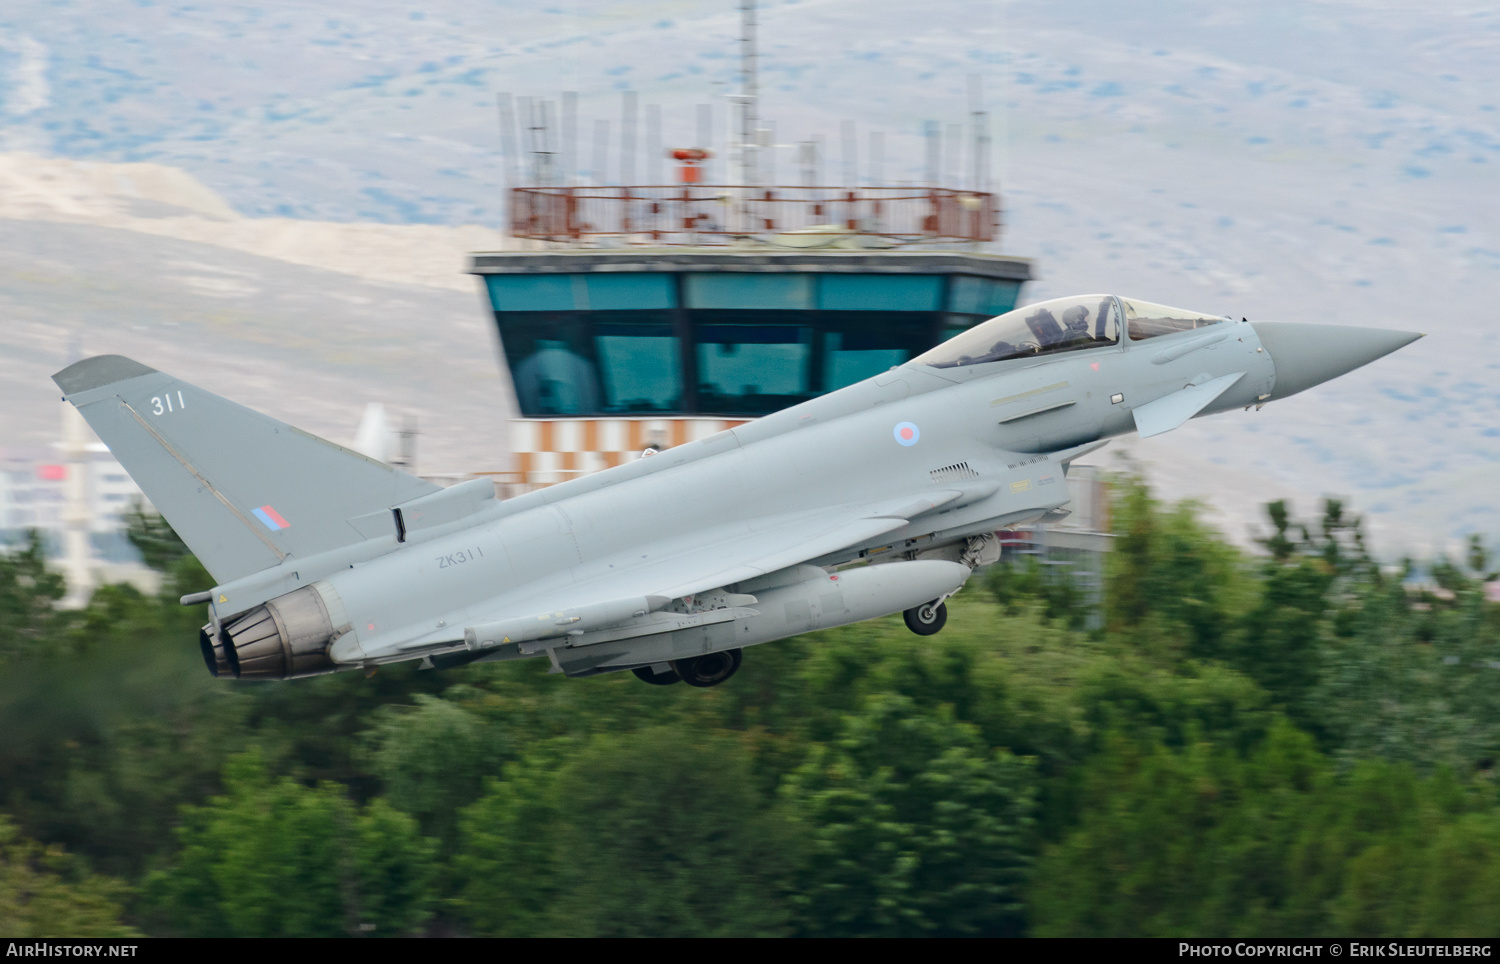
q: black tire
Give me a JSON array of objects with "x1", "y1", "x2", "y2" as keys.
[
  {"x1": 903, "y1": 601, "x2": 948, "y2": 636},
  {"x1": 672, "y1": 649, "x2": 743, "y2": 688},
  {"x1": 632, "y1": 665, "x2": 681, "y2": 685}
]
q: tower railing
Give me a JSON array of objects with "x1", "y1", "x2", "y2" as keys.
[{"x1": 509, "y1": 185, "x2": 999, "y2": 245}]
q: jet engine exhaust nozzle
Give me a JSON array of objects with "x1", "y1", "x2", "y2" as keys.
[
  {"x1": 199, "y1": 625, "x2": 233, "y2": 678},
  {"x1": 216, "y1": 585, "x2": 342, "y2": 680}
]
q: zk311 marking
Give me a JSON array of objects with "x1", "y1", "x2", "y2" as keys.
[{"x1": 437, "y1": 547, "x2": 484, "y2": 569}]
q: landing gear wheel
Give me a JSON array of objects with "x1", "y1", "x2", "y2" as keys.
[
  {"x1": 904, "y1": 601, "x2": 948, "y2": 636},
  {"x1": 632, "y1": 665, "x2": 681, "y2": 686},
  {"x1": 672, "y1": 649, "x2": 743, "y2": 688}
]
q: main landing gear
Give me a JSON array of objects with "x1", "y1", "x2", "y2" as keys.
[
  {"x1": 632, "y1": 664, "x2": 681, "y2": 686},
  {"x1": 631, "y1": 648, "x2": 744, "y2": 688},
  {"x1": 903, "y1": 600, "x2": 948, "y2": 636}
]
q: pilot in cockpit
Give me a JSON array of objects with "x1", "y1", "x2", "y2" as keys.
[{"x1": 1061, "y1": 304, "x2": 1092, "y2": 343}]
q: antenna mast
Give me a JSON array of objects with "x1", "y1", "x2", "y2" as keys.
[{"x1": 739, "y1": 0, "x2": 758, "y2": 187}]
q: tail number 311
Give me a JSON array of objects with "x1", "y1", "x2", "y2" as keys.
[{"x1": 151, "y1": 392, "x2": 186, "y2": 416}]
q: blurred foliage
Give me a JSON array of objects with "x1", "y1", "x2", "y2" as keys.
[
  {"x1": 361, "y1": 692, "x2": 509, "y2": 845},
  {"x1": 1031, "y1": 722, "x2": 1496, "y2": 937},
  {"x1": 0, "y1": 531, "x2": 65, "y2": 663},
  {"x1": 986, "y1": 554, "x2": 1091, "y2": 630},
  {"x1": 782, "y1": 695, "x2": 1035, "y2": 936},
  {"x1": 140, "y1": 751, "x2": 436, "y2": 937},
  {"x1": 450, "y1": 727, "x2": 796, "y2": 936},
  {"x1": 122, "y1": 498, "x2": 190, "y2": 575},
  {"x1": 0, "y1": 816, "x2": 137, "y2": 937},
  {"x1": 0, "y1": 485, "x2": 1497, "y2": 937},
  {"x1": 455, "y1": 728, "x2": 796, "y2": 937}
]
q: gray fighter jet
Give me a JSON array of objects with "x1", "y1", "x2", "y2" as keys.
[{"x1": 53, "y1": 295, "x2": 1420, "y2": 687}]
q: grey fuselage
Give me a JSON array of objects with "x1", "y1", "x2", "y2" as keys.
[{"x1": 216, "y1": 315, "x2": 1279, "y2": 676}]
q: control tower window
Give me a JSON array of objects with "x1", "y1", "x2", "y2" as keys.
[
  {"x1": 595, "y1": 319, "x2": 682, "y2": 412},
  {"x1": 1123, "y1": 299, "x2": 1228, "y2": 340},
  {"x1": 513, "y1": 336, "x2": 601, "y2": 415},
  {"x1": 697, "y1": 323, "x2": 814, "y2": 416},
  {"x1": 822, "y1": 327, "x2": 917, "y2": 391},
  {"x1": 913, "y1": 295, "x2": 1119, "y2": 369},
  {"x1": 499, "y1": 312, "x2": 683, "y2": 416},
  {"x1": 486, "y1": 269, "x2": 1029, "y2": 417},
  {"x1": 498, "y1": 314, "x2": 598, "y2": 416}
]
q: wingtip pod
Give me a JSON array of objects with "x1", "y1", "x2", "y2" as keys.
[{"x1": 53, "y1": 355, "x2": 157, "y2": 396}]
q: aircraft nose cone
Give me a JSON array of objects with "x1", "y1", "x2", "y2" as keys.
[{"x1": 1250, "y1": 322, "x2": 1423, "y2": 401}]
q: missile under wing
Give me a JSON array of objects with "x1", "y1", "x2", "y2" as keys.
[{"x1": 53, "y1": 294, "x2": 1420, "y2": 687}]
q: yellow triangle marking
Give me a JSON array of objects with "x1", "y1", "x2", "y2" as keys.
[{"x1": 218, "y1": 594, "x2": 227, "y2": 603}]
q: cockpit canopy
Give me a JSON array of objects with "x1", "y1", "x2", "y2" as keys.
[
  {"x1": 1120, "y1": 298, "x2": 1229, "y2": 340},
  {"x1": 912, "y1": 294, "x2": 1229, "y2": 369}
]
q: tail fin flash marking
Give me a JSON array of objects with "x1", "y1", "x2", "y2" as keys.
[
  {"x1": 253, "y1": 506, "x2": 291, "y2": 531},
  {"x1": 120, "y1": 398, "x2": 288, "y2": 562}
]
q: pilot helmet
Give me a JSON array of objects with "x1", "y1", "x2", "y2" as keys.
[{"x1": 1062, "y1": 305, "x2": 1090, "y2": 331}]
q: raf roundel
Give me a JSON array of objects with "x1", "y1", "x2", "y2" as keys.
[{"x1": 893, "y1": 421, "x2": 920, "y2": 447}]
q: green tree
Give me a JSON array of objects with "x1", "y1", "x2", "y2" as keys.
[
  {"x1": 122, "y1": 499, "x2": 190, "y2": 574},
  {"x1": 455, "y1": 729, "x2": 796, "y2": 937},
  {"x1": 1237, "y1": 555, "x2": 1332, "y2": 731},
  {"x1": 1031, "y1": 719, "x2": 1332, "y2": 937},
  {"x1": 1104, "y1": 477, "x2": 1247, "y2": 663},
  {"x1": 1309, "y1": 549, "x2": 1500, "y2": 774},
  {"x1": 354, "y1": 798, "x2": 441, "y2": 937},
  {"x1": 363, "y1": 691, "x2": 508, "y2": 845},
  {"x1": 0, "y1": 531, "x2": 66, "y2": 663},
  {"x1": 142, "y1": 751, "x2": 436, "y2": 937},
  {"x1": 987, "y1": 555, "x2": 1090, "y2": 629},
  {"x1": 124, "y1": 503, "x2": 214, "y2": 617},
  {"x1": 0, "y1": 815, "x2": 137, "y2": 937},
  {"x1": 1409, "y1": 809, "x2": 1500, "y2": 937},
  {"x1": 554, "y1": 728, "x2": 795, "y2": 936},
  {"x1": 0, "y1": 572, "x2": 246, "y2": 878},
  {"x1": 1031, "y1": 712, "x2": 1500, "y2": 939},
  {"x1": 453, "y1": 755, "x2": 564, "y2": 937},
  {"x1": 783, "y1": 694, "x2": 1036, "y2": 936}
]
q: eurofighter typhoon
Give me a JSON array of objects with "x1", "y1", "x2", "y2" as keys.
[{"x1": 54, "y1": 295, "x2": 1420, "y2": 687}]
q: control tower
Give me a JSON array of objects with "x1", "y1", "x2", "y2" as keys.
[{"x1": 470, "y1": 6, "x2": 1031, "y2": 489}]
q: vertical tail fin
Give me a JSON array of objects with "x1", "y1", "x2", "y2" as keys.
[{"x1": 54, "y1": 355, "x2": 440, "y2": 584}]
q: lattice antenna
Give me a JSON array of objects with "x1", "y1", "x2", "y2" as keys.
[
  {"x1": 621, "y1": 90, "x2": 638, "y2": 186},
  {"x1": 739, "y1": 0, "x2": 759, "y2": 186},
  {"x1": 562, "y1": 91, "x2": 578, "y2": 186},
  {"x1": 496, "y1": 93, "x2": 520, "y2": 191}
]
